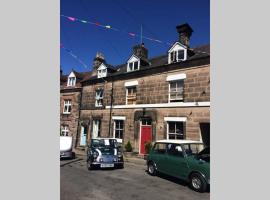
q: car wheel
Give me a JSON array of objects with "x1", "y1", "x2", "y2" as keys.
[
  {"x1": 189, "y1": 173, "x2": 207, "y2": 192},
  {"x1": 118, "y1": 163, "x2": 124, "y2": 169},
  {"x1": 87, "y1": 160, "x2": 93, "y2": 171},
  {"x1": 147, "y1": 161, "x2": 157, "y2": 176}
]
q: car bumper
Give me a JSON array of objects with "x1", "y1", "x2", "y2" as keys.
[
  {"x1": 60, "y1": 151, "x2": 73, "y2": 158},
  {"x1": 91, "y1": 161, "x2": 124, "y2": 168}
]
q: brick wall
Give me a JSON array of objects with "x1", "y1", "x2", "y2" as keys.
[
  {"x1": 80, "y1": 64, "x2": 210, "y2": 109},
  {"x1": 60, "y1": 91, "x2": 81, "y2": 149}
]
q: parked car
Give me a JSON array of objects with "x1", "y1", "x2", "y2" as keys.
[
  {"x1": 86, "y1": 138, "x2": 124, "y2": 170},
  {"x1": 147, "y1": 140, "x2": 210, "y2": 192},
  {"x1": 60, "y1": 136, "x2": 75, "y2": 159}
]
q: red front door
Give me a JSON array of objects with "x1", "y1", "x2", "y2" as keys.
[{"x1": 140, "y1": 126, "x2": 152, "y2": 154}]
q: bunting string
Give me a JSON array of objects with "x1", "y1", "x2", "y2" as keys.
[
  {"x1": 61, "y1": 14, "x2": 173, "y2": 46},
  {"x1": 61, "y1": 43, "x2": 88, "y2": 69}
]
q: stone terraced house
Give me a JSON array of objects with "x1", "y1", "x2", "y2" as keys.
[{"x1": 60, "y1": 23, "x2": 210, "y2": 155}]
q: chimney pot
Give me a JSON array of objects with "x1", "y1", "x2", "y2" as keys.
[
  {"x1": 133, "y1": 44, "x2": 148, "y2": 59},
  {"x1": 176, "y1": 23, "x2": 193, "y2": 48}
]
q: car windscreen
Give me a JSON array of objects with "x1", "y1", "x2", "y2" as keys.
[
  {"x1": 182, "y1": 143, "x2": 205, "y2": 156},
  {"x1": 197, "y1": 147, "x2": 210, "y2": 163},
  {"x1": 91, "y1": 139, "x2": 117, "y2": 148}
]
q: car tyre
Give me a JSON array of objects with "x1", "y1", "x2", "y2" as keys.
[
  {"x1": 147, "y1": 161, "x2": 157, "y2": 176},
  {"x1": 189, "y1": 173, "x2": 207, "y2": 193},
  {"x1": 87, "y1": 160, "x2": 94, "y2": 171},
  {"x1": 118, "y1": 163, "x2": 124, "y2": 169}
]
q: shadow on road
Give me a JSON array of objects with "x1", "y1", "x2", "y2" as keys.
[
  {"x1": 60, "y1": 158, "x2": 83, "y2": 167},
  {"x1": 144, "y1": 170, "x2": 210, "y2": 193}
]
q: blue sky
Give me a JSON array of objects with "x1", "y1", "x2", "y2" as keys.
[{"x1": 60, "y1": 0, "x2": 210, "y2": 74}]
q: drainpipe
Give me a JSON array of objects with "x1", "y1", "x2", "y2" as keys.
[
  {"x1": 108, "y1": 77, "x2": 114, "y2": 137},
  {"x1": 76, "y1": 87, "x2": 83, "y2": 150}
]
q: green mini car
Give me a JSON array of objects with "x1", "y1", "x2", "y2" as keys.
[{"x1": 147, "y1": 140, "x2": 210, "y2": 192}]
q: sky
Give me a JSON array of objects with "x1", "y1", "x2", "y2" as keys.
[{"x1": 60, "y1": 0, "x2": 210, "y2": 74}]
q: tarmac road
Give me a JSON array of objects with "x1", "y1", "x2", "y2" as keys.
[{"x1": 60, "y1": 158, "x2": 210, "y2": 200}]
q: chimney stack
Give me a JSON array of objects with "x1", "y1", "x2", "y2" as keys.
[
  {"x1": 92, "y1": 52, "x2": 105, "y2": 76},
  {"x1": 133, "y1": 43, "x2": 148, "y2": 59},
  {"x1": 176, "y1": 23, "x2": 193, "y2": 48}
]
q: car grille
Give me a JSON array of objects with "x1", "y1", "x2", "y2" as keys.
[{"x1": 102, "y1": 155, "x2": 114, "y2": 163}]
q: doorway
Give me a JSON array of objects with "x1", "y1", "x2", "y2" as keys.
[
  {"x1": 200, "y1": 123, "x2": 210, "y2": 147},
  {"x1": 140, "y1": 118, "x2": 152, "y2": 154}
]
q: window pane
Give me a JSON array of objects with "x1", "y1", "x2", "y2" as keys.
[
  {"x1": 170, "y1": 52, "x2": 174, "y2": 62},
  {"x1": 134, "y1": 61, "x2": 138, "y2": 70},
  {"x1": 154, "y1": 143, "x2": 166, "y2": 154},
  {"x1": 169, "y1": 134, "x2": 175, "y2": 139},
  {"x1": 168, "y1": 122, "x2": 175, "y2": 133},
  {"x1": 175, "y1": 122, "x2": 183, "y2": 134},
  {"x1": 119, "y1": 121, "x2": 124, "y2": 129},
  {"x1": 128, "y1": 63, "x2": 133, "y2": 71},
  {"x1": 178, "y1": 50, "x2": 184, "y2": 60}
]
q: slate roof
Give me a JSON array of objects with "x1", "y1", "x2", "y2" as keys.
[{"x1": 63, "y1": 44, "x2": 210, "y2": 83}]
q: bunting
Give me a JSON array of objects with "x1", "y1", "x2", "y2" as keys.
[
  {"x1": 61, "y1": 43, "x2": 88, "y2": 69},
  {"x1": 61, "y1": 14, "x2": 173, "y2": 46}
]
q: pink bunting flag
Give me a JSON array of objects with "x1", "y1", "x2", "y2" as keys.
[
  {"x1": 67, "y1": 17, "x2": 76, "y2": 21},
  {"x1": 128, "y1": 32, "x2": 136, "y2": 37}
]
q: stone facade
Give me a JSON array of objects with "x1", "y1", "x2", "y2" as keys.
[
  {"x1": 60, "y1": 23, "x2": 210, "y2": 155},
  {"x1": 78, "y1": 64, "x2": 210, "y2": 153}
]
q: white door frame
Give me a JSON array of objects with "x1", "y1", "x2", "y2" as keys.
[{"x1": 139, "y1": 120, "x2": 152, "y2": 155}]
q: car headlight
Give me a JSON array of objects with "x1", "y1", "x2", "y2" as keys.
[
  {"x1": 113, "y1": 157, "x2": 117, "y2": 162},
  {"x1": 117, "y1": 151, "x2": 123, "y2": 157},
  {"x1": 100, "y1": 158, "x2": 103, "y2": 162},
  {"x1": 93, "y1": 151, "x2": 99, "y2": 158}
]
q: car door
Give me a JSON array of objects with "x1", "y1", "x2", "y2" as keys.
[
  {"x1": 151, "y1": 143, "x2": 167, "y2": 172},
  {"x1": 166, "y1": 144, "x2": 189, "y2": 179}
]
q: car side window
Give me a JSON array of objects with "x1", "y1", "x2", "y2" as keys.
[
  {"x1": 167, "y1": 144, "x2": 183, "y2": 157},
  {"x1": 153, "y1": 143, "x2": 166, "y2": 154}
]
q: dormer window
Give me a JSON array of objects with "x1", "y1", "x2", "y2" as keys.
[
  {"x1": 170, "y1": 50, "x2": 185, "y2": 63},
  {"x1": 127, "y1": 55, "x2": 140, "y2": 72},
  {"x1": 67, "y1": 72, "x2": 76, "y2": 86},
  {"x1": 98, "y1": 69, "x2": 107, "y2": 78},
  {"x1": 168, "y1": 42, "x2": 187, "y2": 64},
  {"x1": 97, "y1": 63, "x2": 107, "y2": 78}
]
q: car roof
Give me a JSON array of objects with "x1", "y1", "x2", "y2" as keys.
[{"x1": 155, "y1": 139, "x2": 203, "y2": 145}]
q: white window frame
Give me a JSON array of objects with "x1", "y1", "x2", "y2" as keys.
[
  {"x1": 95, "y1": 89, "x2": 104, "y2": 107},
  {"x1": 168, "y1": 80, "x2": 184, "y2": 103},
  {"x1": 61, "y1": 125, "x2": 69, "y2": 136},
  {"x1": 168, "y1": 42, "x2": 187, "y2": 64},
  {"x1": 127, "y1": 55, "x2": 140, "y2": 72},
  {"x1": 67, "y1": 72, "x2": 76, "y2": 86},
  {"x1": 127, "y1": 61, "x2": 140, "y2": 72},
  {"x1": 126, "y1": 86, "x2": 137, "y2": 105},
  {"x1": 63, "y1": 100, "x2": 72, "y2": 114},
  {"x1": 113, "y1": 120, "x2": 124, "y2": 141},
  {"x1": 166, "y1": 121, "x2": 185, "y2": 140},
  {"x1": 97, "y1": 64, "x2": 108, "y2": 78}
]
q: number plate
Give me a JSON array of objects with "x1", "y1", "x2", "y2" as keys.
[{"x1": 100, "y1": 163, "x2": 114, "y2": 168}]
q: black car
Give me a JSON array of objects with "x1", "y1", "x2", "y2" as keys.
[{"x1": 86, "y1": 138, "x2": 124, "y2": 170}]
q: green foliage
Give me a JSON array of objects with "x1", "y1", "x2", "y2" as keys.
[
  {"x1": 125, "y1": 141, "x2": 133, "y2": 152},
  {"x1": 144, "y1": 141, "x2": 153, "y2": 154}
]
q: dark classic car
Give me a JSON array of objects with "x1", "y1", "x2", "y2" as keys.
[
  {"x1": 86, "y1": 138, "x2": 124, "y2": 170},
  {"x1": 147, "y1": 140, "x2": 210, "y2": 192}
]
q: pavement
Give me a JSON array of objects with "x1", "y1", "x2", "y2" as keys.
[{"x1": 60, "y1": 157, "x2": 210, "y2": 200}]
